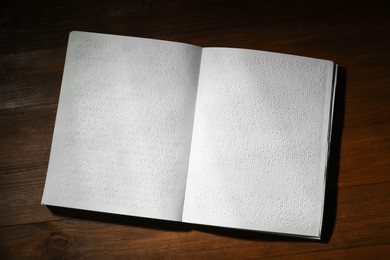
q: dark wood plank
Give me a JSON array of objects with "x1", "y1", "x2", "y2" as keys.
[
  {"x1": 0, "y1": 48, "x2": 65, "y2": 110},
  {"x1": 1, "y1": 1, "x2": 389, "y2": 55},
  {"x1": 269, "y1": 245, "x2": 390, "y2": 259},
  {"x1": 1, "y1": 0, "x2": 389, "y2": 258},
  {"x1": 0, "y1": 215, "x2": 389, "y2": 259}
]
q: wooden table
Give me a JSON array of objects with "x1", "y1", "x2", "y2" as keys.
[{"x1": 1, "y1": 0, "x2": 389, "y2": 258}]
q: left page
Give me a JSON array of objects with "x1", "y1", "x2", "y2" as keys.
[{"x1": 42, "y1": 31, "x2": 202, "y2": 221}]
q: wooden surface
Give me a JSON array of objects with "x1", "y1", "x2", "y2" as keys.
[{"x1": 1, "y1": 0, "x2": 389, "y2": 259}]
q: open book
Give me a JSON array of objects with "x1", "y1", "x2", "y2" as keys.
[{"x1": 42, "y1": 31, "x2": 337, "y2": 239}]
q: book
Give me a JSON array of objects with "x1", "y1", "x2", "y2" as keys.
[{"x1": 42, "y1": 31, "x2": 337, "y2": 239}]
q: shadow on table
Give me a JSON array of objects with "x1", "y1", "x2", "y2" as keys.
[
  {"x1": 48, "y1": 206, "x2": 191, "y2": 232},
  {"x1": 319, "y1": 66, "x2": 346, "y2": 243},
  {"x1": 48, "y1": 67, "x2": 346, "y2": 243}
]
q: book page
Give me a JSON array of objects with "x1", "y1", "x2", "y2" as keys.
[
  {"x1": 182, "y1": 48, "x2": 335, "y2": 237},
  {"x1": 42, "y1": 31, "x2": 202, "y2": 221}
]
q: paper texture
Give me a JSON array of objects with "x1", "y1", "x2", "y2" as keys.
[
  {"x1": 42, "y1": 32, "x2": 202, "y2": 221},
  {"x1": 183, "y1": 48, "x2": 334, "y2": 237}
]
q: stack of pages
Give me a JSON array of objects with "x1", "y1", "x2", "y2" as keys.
[{"x1": 42, "y1": 31, "x2": 337, "y2": 239}]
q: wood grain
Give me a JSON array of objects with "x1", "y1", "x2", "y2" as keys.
[{"x1": 1, "y1": 0, "x2": 389, "y2": 258}]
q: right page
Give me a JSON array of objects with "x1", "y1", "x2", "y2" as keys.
[{"x1": 182, "y1": 47, "x2": 336, "y2": 238}]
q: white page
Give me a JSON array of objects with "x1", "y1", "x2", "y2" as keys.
[
  {"x1": 42, "y1": 31, "x2": 202, "y2": 221},
  {"x1": 182, "y1": 48, "x2": 334, "y2": 237}
]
